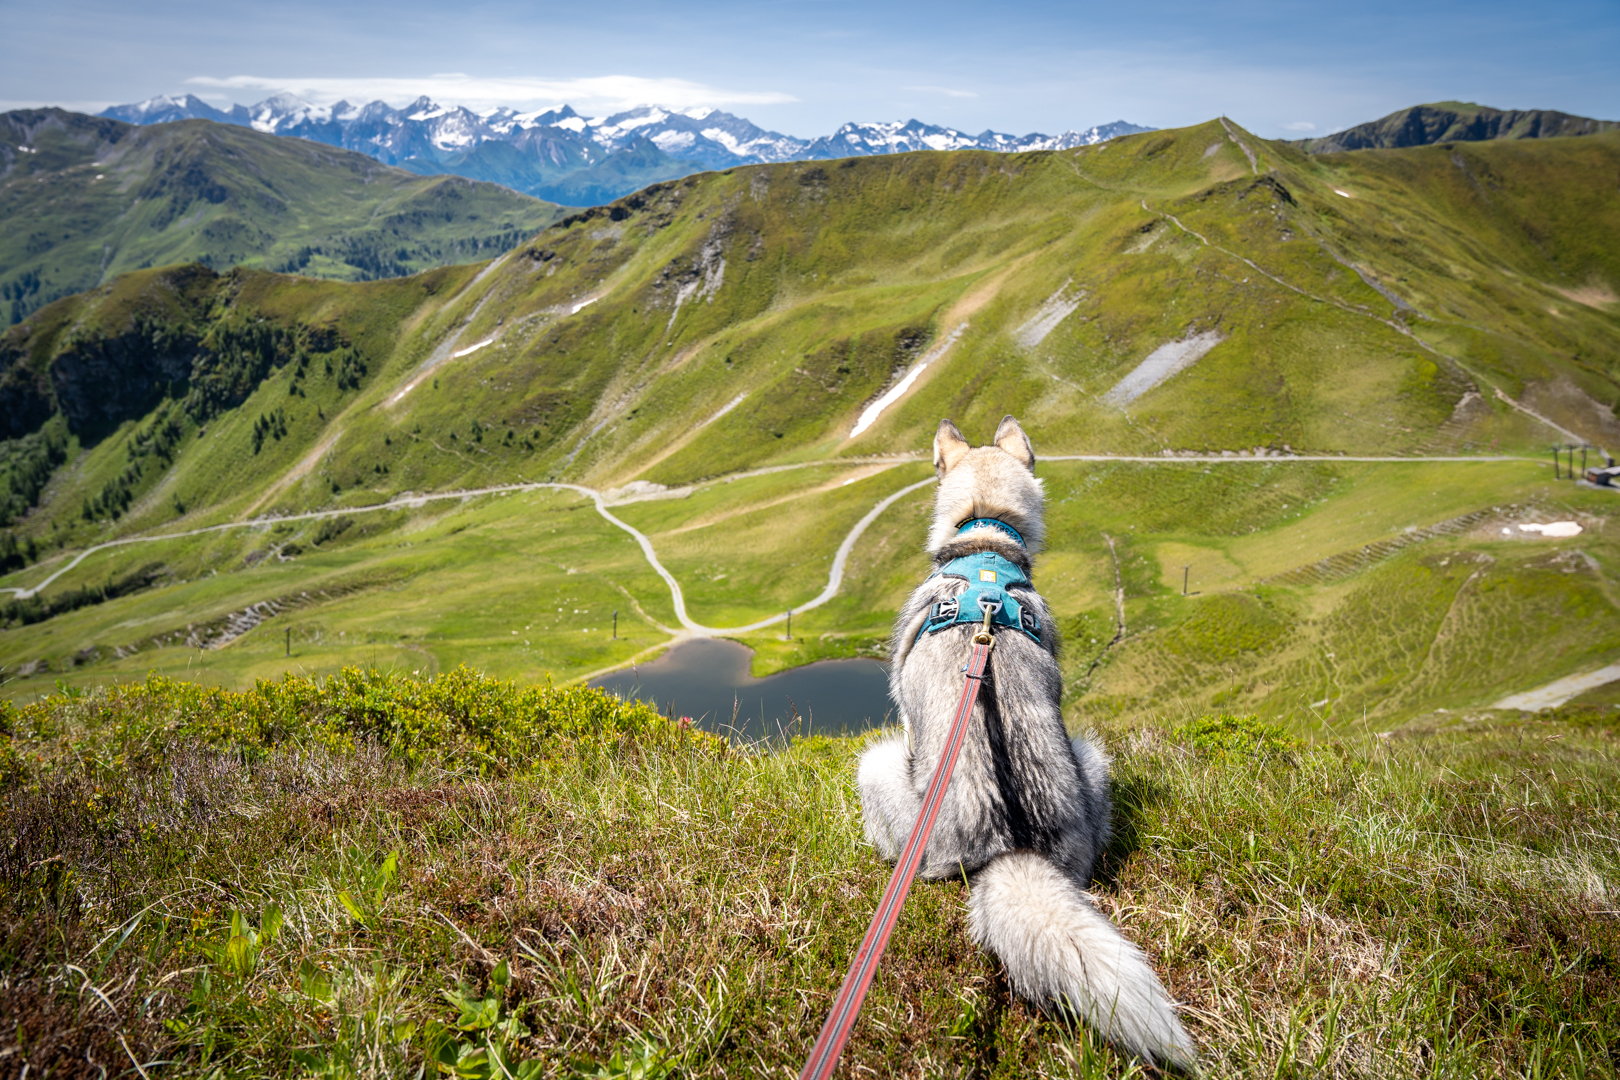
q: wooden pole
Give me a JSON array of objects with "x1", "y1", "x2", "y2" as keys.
[
  {"x1": 1182, "y1": 566, "x2": 1190, "y2": 596},
  {"x1": 612, "y1": 610, "x2": 618, "y2": 639},
  {"x1": 285, "y1": 627, "x2": 290, "y2": 657},
  {"x1": 1552, "y1": 446, "x2": 1561, "y2": 479},
  {"x1": 786, "y1": 609, "x2": 792, "y2": 640}
]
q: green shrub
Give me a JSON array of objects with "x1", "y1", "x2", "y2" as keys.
[
  {"x1": 9, "y1": 665, "x2": 720, "y2": 784},
  {"x1": 1173, "y1": 712, "x2": 1299, "y2": 759}
]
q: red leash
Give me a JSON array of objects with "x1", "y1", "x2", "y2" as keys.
[{"x1": 799, "y1": 627, "x2": 994, "y2": 1080}]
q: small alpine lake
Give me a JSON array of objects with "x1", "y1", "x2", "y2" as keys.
[{"x1": 589, "y1": 637, "x2": 893, "y2": 741}]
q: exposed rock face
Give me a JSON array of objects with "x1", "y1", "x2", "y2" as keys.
[
  {"x1": 0, "y1": 329, "x2": 55, "y2": 440},
  {"x1": 47, "y1": 319, "x2": 202, "y2": 437},
  {"x1": 0, "y1": 265, "x2": 219, "y2": 439}
]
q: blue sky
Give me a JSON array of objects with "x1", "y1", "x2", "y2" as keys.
[{"x1": 3, "y1": 0, "x2": 1616, "y2": 139}]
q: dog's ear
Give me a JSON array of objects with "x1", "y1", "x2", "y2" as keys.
[
  {"x1": 994, "y1": 415, "x2": 1035, "y2": 471},
  {"x1": 934, "y1": 419, "x2": 971, "y2": 476}
]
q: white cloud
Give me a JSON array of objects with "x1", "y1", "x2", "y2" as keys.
[
  {"x1": 184, "y1": 74, "x2": 797, "y2": 112},
  {"x1": 1280, "y1": 120, "x2": 1317, "y2": 132},
  {"x1": 906, "y1": 85, "x2": 979, "y2": 99}
]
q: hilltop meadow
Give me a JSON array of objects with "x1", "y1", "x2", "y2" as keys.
[{"x1": 1, "y1": 116, "x2": 1618, "y2": 1075}]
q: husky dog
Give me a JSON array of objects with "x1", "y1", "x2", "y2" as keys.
[{"x1": 858, "y1": 416, "x2": 1195, "y2": 1070}]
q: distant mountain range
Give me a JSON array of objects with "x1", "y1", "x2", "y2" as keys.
[
  {"x1": 1296, "y1": 101, "x2": 1617, "y2": 154},
  {"x1": 101, "y1": 93, "x2": 1154, "y2": 206}
]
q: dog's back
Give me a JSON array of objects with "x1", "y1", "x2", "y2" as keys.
[{"x1": 858, "y1": 416, "x2": 1196, "y2": 1070}]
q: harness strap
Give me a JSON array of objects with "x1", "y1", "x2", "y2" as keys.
[
  {"x1": 916, "y1": 549, "x2": 1043, "y2": 646},
  {"x1": 799, "y1": 634, "x2": 993, "y2": 1080}
]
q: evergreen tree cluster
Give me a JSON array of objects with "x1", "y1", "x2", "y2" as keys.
[
  {"x1": 251, "y1": 408, "x2": 289, "y2": 454},
  {"x1": 0, "y1": 530, "x2": 39, "y2": 575},
  {"x1": 81, "y1": 402, "x2": 187, "y2": 521},
  {"x1": 0, "y1": 561, "x2": 163, "y2": 628},
  {"x1": 0, "y1": 422, "x2": 68, "y2": 526}
]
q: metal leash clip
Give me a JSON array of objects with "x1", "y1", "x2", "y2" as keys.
[{"x1": 972, "y1": 600, "x2": 996, "y2": 646}]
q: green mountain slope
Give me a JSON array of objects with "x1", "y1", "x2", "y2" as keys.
[
  {"x1": 0, "y1": 109, "x2": 563, "y2": 325},
  {"x1": 1297, "y1": 101, "x2": 1618, "y2": 154},
  {"x1": 1, "y1": 119, "x2": 1617, "y2": 720}
]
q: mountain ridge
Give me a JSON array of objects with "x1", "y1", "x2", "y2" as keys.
[
  {"x1": 0, "y1": 108, "x2": 562, "y2": 325},
  {"x1": 5, "y1": 117, "x2": 1616, "y2": 516},
  {"x1": 100, "y1": 92, "x2": 1153, "y2": 205},
  {"x1": 1297, "y1": 101, "x2": 1617, "y2": 154}
]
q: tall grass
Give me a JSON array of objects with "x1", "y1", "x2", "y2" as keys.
[{"x1": 2, "y1": 672, "x2": 1616, "y2": 1077}]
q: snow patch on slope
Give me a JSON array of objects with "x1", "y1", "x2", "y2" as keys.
[
  {"x1": 1015, "y1": 283, "x2": 1084, "y2": 348},
  {"x1": 849, "y1": 323, "x2": 968, "y2": 438},
  {"x1": 1102, "y1": 330, "x2": 1226, "y2": 407}
]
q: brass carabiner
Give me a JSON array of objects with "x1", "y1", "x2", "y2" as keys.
[{"x1": 972, "y1": 603, "x2": 995, "y2": 646}]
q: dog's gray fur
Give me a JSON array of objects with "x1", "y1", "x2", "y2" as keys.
[{"x1": 858, "y1": 416, "x2": 1196, "y2": 1070}]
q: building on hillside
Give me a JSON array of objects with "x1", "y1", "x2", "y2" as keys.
[{"x1": 1584, "y1": 459, "x2": 1620, "y2": 487}]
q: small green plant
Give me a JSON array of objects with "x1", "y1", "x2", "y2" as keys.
[
  {"x1": 313, "y1": 515, "x2": 355, "y2": 546},
  {"x1": 336, "y1": 848, "x2": 399, "y2": 928},
  {"x1": 425, "y1": 960, "x2": 543, "y2": 1079},
  {"x1": 1173, "y1": 712, "x2": 1299, "y2": 759},
  {"x1": 200, "y1": 903, "x2": 283, "y2": 979},
  {"x1": 570, "y1": 1035, "x2": 676, "y2": 1080}
]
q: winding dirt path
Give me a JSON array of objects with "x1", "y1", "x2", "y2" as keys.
[
  {"x1": 1490, "y1": 662, "x2": 1620, "y2": 711},
  {"x1": 0, "y1": 468, "x2": 940, "y2": 641},
  {"x1": 1, "y1": 453, "x2": 1534, "y2": 604}
]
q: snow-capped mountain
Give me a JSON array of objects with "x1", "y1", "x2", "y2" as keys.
[
  {"x1": 101, "y1": 93, "x2": 250, "y2": 127},
  {"x1": 803, "y1": 118, "x2": 1151, "y2": 159},
  {"x1": 99, "y1": 93, "x2": 1153, "y2": 206}
]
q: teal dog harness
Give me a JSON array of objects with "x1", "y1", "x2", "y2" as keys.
[{"x1": 916, "y1": 519, "x2": 1043, "y2": 644}]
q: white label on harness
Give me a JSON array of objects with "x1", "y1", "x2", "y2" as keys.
[{"x1": 979, "y1": 569, "x2": 997, "y2": 582}]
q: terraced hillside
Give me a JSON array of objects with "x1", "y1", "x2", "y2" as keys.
[
  {"x1": 0, "y1": 109, "x2": 563, "y2": 324},
  {"x1": 1, "y1": 118, "x2": 1617, "y2": 727}
]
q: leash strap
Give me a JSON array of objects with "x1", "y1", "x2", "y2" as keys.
[{"x1": 799, "y1": 634, "x2": 993, "y2": 1080}]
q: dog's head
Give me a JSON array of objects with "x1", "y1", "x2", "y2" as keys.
[{"x1": 928, "y1": 415, "x2": 1045, "y2": 554}]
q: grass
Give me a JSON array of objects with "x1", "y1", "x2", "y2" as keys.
[
  {"x1": 3, "y1": 452, "x2": 1615, "y2": 743},
  {"x1": 11, "y1": 118, "x2": 1618, "y2": 555},
  {"x1": 0, "y1": 488, "x2": 685, "y2": 694},
  {"x1": 2, "y1": 673, "x2": 1615, "y2": 1077}
]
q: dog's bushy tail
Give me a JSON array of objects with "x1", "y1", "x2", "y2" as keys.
[{"x1": 968, "y1": 851, "x2": 1196, "y2": 1071}]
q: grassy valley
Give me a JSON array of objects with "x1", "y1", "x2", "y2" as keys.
[
  {"x1": 0, "y1": 110, "x2": 563, "y2": 325},
  {"x1": 0, "y1": 117, "x2": 1614, "y2": 722}
]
